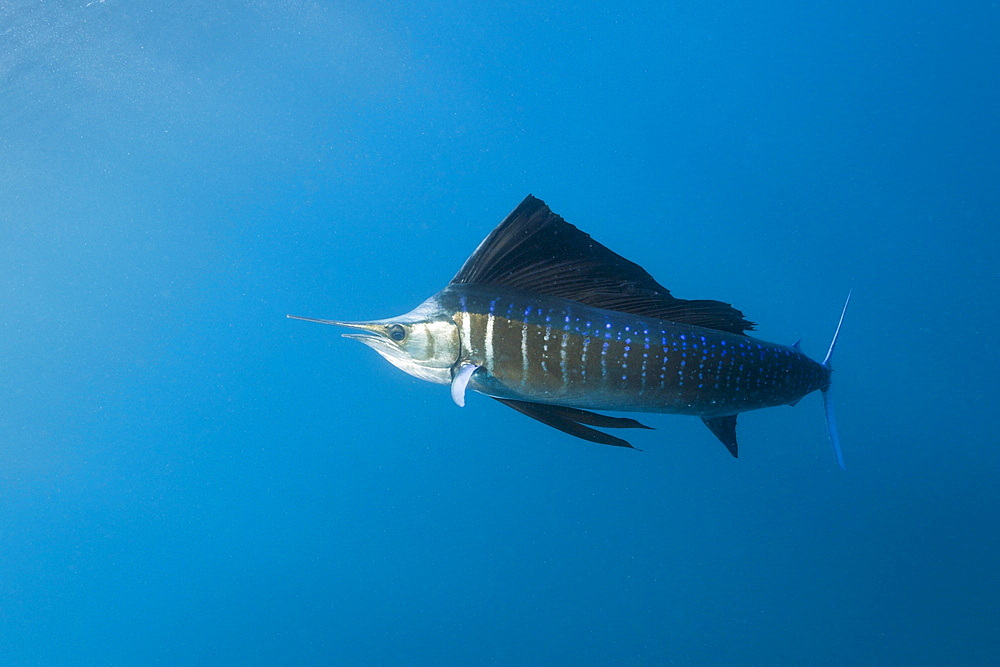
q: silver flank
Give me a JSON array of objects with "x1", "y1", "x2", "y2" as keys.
[
  {"x1": 559, "y1": 332, "x2": 569, "y2": 388},
  {"x1": 520, "y1": 323, "x2": 529, "y2": 387},
  {"x1": 461, "y1": 308, "x2": 472, "y2": 357},
  {"x1": 484, "y1": 312, "x2": 496, "y2": 371}
]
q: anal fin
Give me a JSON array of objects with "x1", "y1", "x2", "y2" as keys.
[
  {"x1": 493, "y1": 398, "x2": 651, "y2": 449},
  {"x1": 702, "y1": 415, "x2": 739, "y2": 458}
]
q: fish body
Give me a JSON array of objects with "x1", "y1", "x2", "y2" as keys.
[
  {"x1": 289, "y1": 195, "x2": 849, "y2": 466},
  {"x1": 438, "y1": 284, "x2": 828, "y2": 417}
]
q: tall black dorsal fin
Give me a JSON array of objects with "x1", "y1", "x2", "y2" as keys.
[{"x1": 451, "y1": 195, "x2": 754, "y2": 335}]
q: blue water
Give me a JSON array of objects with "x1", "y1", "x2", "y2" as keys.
[{"x1": 2, "y1": 1, "x2": 997, "y2": 664}]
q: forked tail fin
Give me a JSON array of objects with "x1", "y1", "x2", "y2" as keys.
[{"x1": 821, "y1": 290, "x2": 852, "y2": 470}]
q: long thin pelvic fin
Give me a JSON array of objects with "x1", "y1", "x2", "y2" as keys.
[
  {"x1": 492, "y1": 398, "x2": 646, "y2": 449},
  {"x1": 821, "y1": 290, "x2": 852, "y2": 471}
]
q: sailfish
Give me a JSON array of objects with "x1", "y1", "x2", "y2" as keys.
[{"x1": 289, "y1": 195, "x2": 850, "y2": 468}]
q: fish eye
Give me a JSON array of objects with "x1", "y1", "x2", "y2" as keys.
[{"x1": 386, "y1": 324, "x2": 406, "y2": 342}]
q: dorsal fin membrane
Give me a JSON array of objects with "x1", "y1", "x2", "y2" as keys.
[{"x1": 451, "y1": 195, "x2": 754, "y2": 335}]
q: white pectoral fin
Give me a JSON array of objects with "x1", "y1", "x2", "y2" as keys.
[{"x1": 450, "y1": 363, "x2": 480, "y2": 407}]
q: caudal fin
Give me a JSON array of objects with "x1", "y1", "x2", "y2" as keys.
[
  {"x1": 821, "y1": 290, "x2": 851, "y2": 470},
  {"x1": 823, "y1": 389, "x2": 845, "y2": 470}
]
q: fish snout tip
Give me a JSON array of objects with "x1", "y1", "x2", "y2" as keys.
[{"x1": 286, "y1": 314, "x2": 352, "y2": 327}]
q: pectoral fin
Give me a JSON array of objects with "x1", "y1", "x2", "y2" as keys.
[{"x1": 450, "y1": 363, "x2": 480, "y2": 407}]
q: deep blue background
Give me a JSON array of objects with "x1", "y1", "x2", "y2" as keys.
[{"x1": 2, "y1": 1, "x2": 997, "y2": 664}]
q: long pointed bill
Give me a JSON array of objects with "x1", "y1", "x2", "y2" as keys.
[
  {"x1": 288, "y1": 313, "x2": 400, "y2": 357},
  {"x1": 287, "y1": 314, "x2": 386, "y2": 338},
  {"x1": 286, "y1": 300, "x2": 458, "y2": 387},
  {"x1": 287, "y1": 314, "x2": 371, "y2": 329}
]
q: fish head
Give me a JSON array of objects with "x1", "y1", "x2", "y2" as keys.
[{"x1": 288, "y1": 296, "x2": 459, "y2": 385}]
